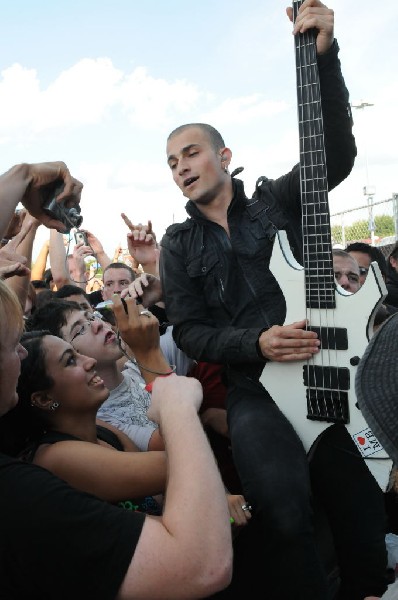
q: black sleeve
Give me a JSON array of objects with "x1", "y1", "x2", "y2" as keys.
[
  {"x1": 317, "y1": 39, "x2": 357, "y2": 189},
  {"x1": 0, "y1": 458, "x2": 145, "y2": 600}
]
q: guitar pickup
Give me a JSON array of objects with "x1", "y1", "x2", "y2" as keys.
[
  {"x1": 308, "y1": 326, "x2": 348, "y2": 350},
  {"x1": 304, "y1": 365, "x2": 351, "y2": 424}
]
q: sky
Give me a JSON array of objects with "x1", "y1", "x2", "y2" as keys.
[{"x1": 1, "y1": 0, "x2": 397, "y2": 261}]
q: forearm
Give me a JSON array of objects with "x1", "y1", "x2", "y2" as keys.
[
  {"x1": 139, "y1": 259, "x2": 158, "y2": 277},
  {"x1": 318, "y1": 40, "x2": 357, "y2": 188},
  {"x1": 69, "y1": 257, "x2": 87, "y2": 290},
  {"x1": 49, "y1": 230, "x2": 71, "y2": 288},
  {"x1": 132, "y1": 347, "x2": 172, "y2": 385},
  {"x1": 6, "y1": 220, "x2": 39, "y2": 307},
  {"x1": 96, "y1": 250, "x2": 111, "y2": 270},
  {"x1": 31, "y1": 243, "x2": 49, "y2": 280},
  {"x1": 5, "y1": 276, "x2": 29, "y2": 310},
  {"x1": 0, "y1": 164, "x2": 31, "y2": 239},
  {"x1": 160, "y1": 401, "x2": 232, "y2": 566}
]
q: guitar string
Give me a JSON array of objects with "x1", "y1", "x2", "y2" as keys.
[{"x1": 295, "y1": 1, "x2": 343, "y2": 423}]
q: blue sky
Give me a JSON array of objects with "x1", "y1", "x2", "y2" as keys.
[{"x1": 1, "y1": 0, "x2": 397, "y2": 259}]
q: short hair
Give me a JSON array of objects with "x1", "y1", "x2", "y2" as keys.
[
  {"x1": 346, "y1": 242, "x2": 387, "y2": 278},
  {"x1": 332, "y1": 248, "x2": 360, "y2": 268},
  {"x1": 102, "y1": 262, "x2": 136, "y2": 282},
  {"x1": 26, "y1": 300, "x2": 82, "y2": 338},
  {"x1": 55, "y1": 284, "x2": 91, "y2": 302},
  {"x1": 31, "y1": 279, "x2": 50, "y2": 290},
  {"x1": 167, "y1": 123, "x2": 226, "y2": 152},
  {"x1": 35, "y1": 289, "x2": 56, "y2": 309},
  {"x1": 43, "y1": 268, "x2": 53, "y2": 286},
  {"x1": 333, "y1": 248, "x2": 353, "y2": 259},
  {"x1": 389, "y1": 242, "x2": 398, "y2": 260}
]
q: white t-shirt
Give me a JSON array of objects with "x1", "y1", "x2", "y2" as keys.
[{"x1": 96, "y1": 326, "x2": 194, "y2": 451}]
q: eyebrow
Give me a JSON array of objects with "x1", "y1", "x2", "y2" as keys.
[
  {"x1": 334, "y1": 270, "x2": 359, "y2": 278},
  {"x1": 68, "y1": 314, "x2": 86, "y2": 338},
  {"x1": 167, "y1": 143, "x2": 200, "y2": 164}
]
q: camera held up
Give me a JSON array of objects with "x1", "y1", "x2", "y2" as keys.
[{"x1": 42, "y1": 182, "x2": 83, "y2": 233}]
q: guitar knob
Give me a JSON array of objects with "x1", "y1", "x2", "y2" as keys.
[{"x1": 350, "y1": 356, "x2": 360, "y2": 366}]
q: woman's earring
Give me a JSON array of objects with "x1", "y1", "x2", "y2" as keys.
[{"x1": 50, "y1": 402, "x2": 59, "y2": 411}]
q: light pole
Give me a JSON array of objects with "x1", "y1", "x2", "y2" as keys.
[{"x1": 351, "y1": 100, "x2": 376, "y2": 244}]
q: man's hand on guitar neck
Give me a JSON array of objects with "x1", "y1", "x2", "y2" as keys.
[
  {"x1": 286, "y1": 0, "x2": 334, "y2": 56},
  {"x1": 258, "y1": 319, "x2": 320, "y2": 362}
]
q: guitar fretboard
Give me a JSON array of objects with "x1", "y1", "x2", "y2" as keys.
[{"x1": 293, "y1": 0, "x2": 335, "y2": 309}]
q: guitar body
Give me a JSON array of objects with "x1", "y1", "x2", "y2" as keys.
[
  {"x1": 258, "y1": 1, "x2": 392, "y2": 491},
  {"x1": 260, "y1": 231, "x2": 392, "y2": 490}
]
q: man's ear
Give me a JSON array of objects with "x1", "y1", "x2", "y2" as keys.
[
  {"x1": 220, "y1": 148, "x2": 232, "y2": 164},
  {"x1": 31, "y1": 391, "x2": 53, "y2": 411}
]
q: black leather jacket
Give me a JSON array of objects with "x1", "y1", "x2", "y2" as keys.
[{"x1": 160, "y1": 41, "x2": 357, "y2": 370}]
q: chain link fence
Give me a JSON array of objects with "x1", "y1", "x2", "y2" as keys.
[{"x1": 331, "y1": 194, "x2": 398, "y2": 257}]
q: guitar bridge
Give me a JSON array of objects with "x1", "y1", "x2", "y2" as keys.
[{"x1": 304, "y1": 365, "x2": 350, "y2": 424}]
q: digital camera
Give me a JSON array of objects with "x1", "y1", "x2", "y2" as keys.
[
  {"x1": 42, "y1": 183, "x2": 83, "y2": 233},
  {"x1": 74, "y1": 230, "x2": 89, "y2": 246}
]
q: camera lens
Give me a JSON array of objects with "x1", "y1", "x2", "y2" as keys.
[{"x1": 68, "y1": 208, "x2": 83, "y2": 228}]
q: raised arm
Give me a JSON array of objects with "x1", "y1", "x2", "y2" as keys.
[
  {"x1": 118, "y1": 374, "x2": 233, "y2": 599},
  {"x1": 31, "y1": 237, "x2": 50, "y2": 281},
  {"x1": 49, "y1": 230, "x2": 73, "y2": 290},
  {"x1": 85, "y1": 229, "x2": 112, "y2": 270},
  {"x1": 0, "y1": 161, "x2": 83, "y2": 238},
  {"x1": 5, "y1": 212, "x2": 41, "y2": 308},
  {"x1": 111, "y1": 294, "x2": 171, "y2": 386}
]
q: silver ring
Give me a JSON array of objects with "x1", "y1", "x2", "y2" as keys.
[
  {"x1": 139, "y1": 310, "x2": 151, "y2": 318},
  {"x1": 241, "y1": 504, "x2": 252, "y2": 512}
]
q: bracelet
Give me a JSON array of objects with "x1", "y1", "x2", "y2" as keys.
[
  {"x1": 135, "y1": 360, "x2": 176, "y2": 377},
  {"x1": 144, "y1": 372, "x2": 174, "y2": 393},
  {"x1": 117, "y1": 329, "x2": 176, "y2": 376},
  {"x1": 1, "y1": 238, "x2": 10, "y2": 245}
]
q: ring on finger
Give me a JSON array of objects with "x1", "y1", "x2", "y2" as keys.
[
  {"x1": 139, "y1": 309, "x2": 151, "y2": 318},
  {"x1": 241, "y1": 504, "x2": 252, "y2": 512}
]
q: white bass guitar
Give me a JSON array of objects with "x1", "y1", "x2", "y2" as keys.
[{"x1": 259, "y1": 0, "x2": 392, "y2": 491}]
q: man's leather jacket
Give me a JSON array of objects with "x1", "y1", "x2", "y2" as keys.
[{"x1": 160, "y1": 41, "x2": 357, "y2": 370}]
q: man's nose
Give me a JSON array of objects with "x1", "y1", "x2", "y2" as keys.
[
  {"x1": 178, "y1": 157, "x2": 190, "y2": 175},
  {"x1": 338, "y1": 275, "x2": 349, "y2": 289},
  {"x1": 91, "y1": 319, "x2": 103, "y2": 333}
]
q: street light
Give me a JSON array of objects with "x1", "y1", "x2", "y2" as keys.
[
  {"x1": 352, "y1": 101, "x2": 374, "y2": 110},
  {"x1": 351, "y1": 100, "x2": 375, "y2": 244}
]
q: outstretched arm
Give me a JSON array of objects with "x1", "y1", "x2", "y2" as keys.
[
  {"x1": 6, "y1": 213, "x2": 41, "y2": 308},
  {"x1": 31, "y1": 237, "x2": 50, "y2": 281},
  {"x1": 118, "y1": 375, "x2": 233, "y2": 599},
  {"x1": 0, "y1": 162, "x2": 83, "y2": 237}
]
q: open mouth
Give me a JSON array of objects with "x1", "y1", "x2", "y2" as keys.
[
  {"x1": 89, "y1": 374, "x2": 104, "y2": 387},
  {"x1": 183, "y1": 176, "x2": 199, "y2": 188},
  {"x1": 104, "y1": 331, "x2": 115, "y2": 344}
]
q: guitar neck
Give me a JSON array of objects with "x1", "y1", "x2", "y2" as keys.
[{"x1": 293, "y1": 0, "x2": 335, "y2": 309}]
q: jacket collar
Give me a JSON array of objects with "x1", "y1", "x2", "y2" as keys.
[{"x1": 185, "y1": 178, "x2": 248, "y2": 220}]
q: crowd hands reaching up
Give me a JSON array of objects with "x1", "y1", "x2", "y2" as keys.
[
  {"x1": 0, "y1": 159, "x2": 262, "y2": 599},
  {"x1": 1, "y1": 5, "x2": 398, "y2": 595}
]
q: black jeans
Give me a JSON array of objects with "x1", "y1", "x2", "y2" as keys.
[
  {"x1": 309, "y1": 423, "x2": 388, "y2": 599},
  {"x1": 225, "y1": 368, "x2": 388, "y2": 599},
  {"x1": 226, "y1": 368, "x2": 331, "y2": 599}
]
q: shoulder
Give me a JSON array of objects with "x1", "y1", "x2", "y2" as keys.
[
  {"x1": 161, "y1": 218, "x2": 195, "y2": 244},
  {"x1": 96, "y1": 420, "x2": 139, "y2": 451}
]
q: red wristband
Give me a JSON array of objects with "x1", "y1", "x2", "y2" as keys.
[{"x1": 144, "y1": 373, "x2": 173, "y2": 393}]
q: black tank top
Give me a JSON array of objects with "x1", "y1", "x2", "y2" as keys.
[{"x1": 25, "y1": 425, "x2": 162, "y2": 516}]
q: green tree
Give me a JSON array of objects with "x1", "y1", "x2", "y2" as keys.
[{"x1": 374, "y1": 215, "x2": 395, "y2": 238}]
